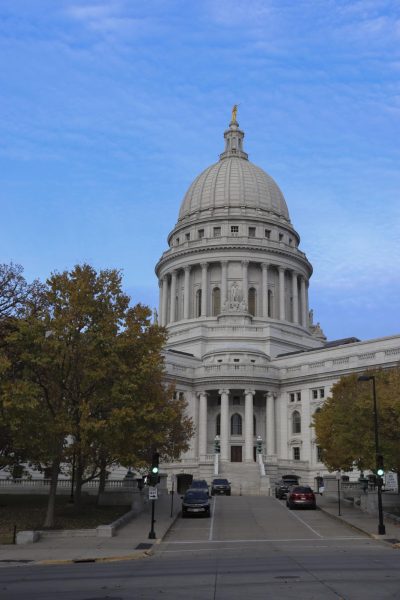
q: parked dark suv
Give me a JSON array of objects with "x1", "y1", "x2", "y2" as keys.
[
  {"x1": 211, "y1": 478, "x2": 231, "y2": 496},
  {"x1": 181, "y1": 489, "x2": 211, "y2": 517},
  {"x1": 274, "y1": 475, "x2": 300, "y2": 499}
]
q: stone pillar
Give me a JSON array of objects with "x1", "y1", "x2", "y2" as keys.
[
  {"x1": 300, "y1": 277, "x2": 307, "y2": 327},
  {"x1": 197, "y1": 391, "x2": 208, "y2": 459},
  {"x1": 219, "y1": 389, "x2": 230, "y2": 462},
  {"x1": 201, "y1": 262, "x2": 208, "y2": 317},
  {"x1": 261, "y1": 263, "x2": 268, "y2": 317},
  {"x1": 161, "y1": 275, "x2": 168, "y2": 326},
  {"x1": 265, "y1": 392, "x2": 276, "y2": 456},
  {"x1": 292, "y1": 271, "x2": 299, "y2": 324},
  {"x1": 279, "y1": 267, "x2": 285, "y2": 321},
  {"x1": 170, "y1": 270, "x2": 177, "y2": 323},
  {"x1": 183, "y1": 266, "x2": 191, "y2": 320},
  {"x1": 221, "y1": 261, "x2": 228, "y2": 309},
  {"x1": 158, "y1": 279, "x2": 163, "y2": 325},
  {"x1": 244, "y1": 389, "x2": 255, "y2": 462},
  {"x1": 242, "y1": 260, "x2": 249, "y2": 308}
]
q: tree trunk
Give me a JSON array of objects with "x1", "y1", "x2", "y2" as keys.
[
  {"x1": 43, "y1": 456, "x2": 61, "y2": 528},
  {"x1": 73, "y1": 453, "x2": 84, "y2": 511},
  {"x1": 97, "y1": 456, "x2": 108, "y2": 504}
]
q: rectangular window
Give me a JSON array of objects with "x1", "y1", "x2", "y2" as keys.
[
  {"x1": 296, "y1": 392, "x2": 301, "y2": 402},
  {"x1": 198, "y1": 229, "x2": 204, "y2": 239},
  {"x1": 185, "y1": 233, "x2": 190, "y2": 241},
  {"x1": 312, "y1": 389, "x2": 318, "y2": 399},
  {"x1": 290, "y1": 393, "x2": 295, "y2": 402},
  {"x1": 231, "y1": 225, "x2": 239, "y2": 234},
  {"x1": 319, "y1": 388, "x2": 325, "y2": 398},
  {"x1": 279, "y1": 233, "x2": 284, "y2": 241},
  {"x1": 317, "y1": 446, "x2": 323, "y2": 462},
  {"x1": 293, "y1": 447, "x2": 300, "y2": 461},
  {"x1": 265, "y1": 229, "x2": 271, "y2": 239},
  {"x1": 213, "y1": 227, "x2": 221, "y2": 237},
  {"x1": 248, "y1": 227, "x2": 256, "y2": 237},
  {"x1": 175, "y1": 237, "x2": 180, "y2": 245}
]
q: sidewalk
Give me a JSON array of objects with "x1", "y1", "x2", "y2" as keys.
[
  {"x1": 0, "y1": 492, "x2": 180, "y2": 566},
  {"x1": 317, "y1": 493, "x2": 400, "y2": 546}
]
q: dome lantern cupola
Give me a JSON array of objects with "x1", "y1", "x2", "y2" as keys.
[{"x1": 219, "y1": 109, "x2": 249, "y2": 161}]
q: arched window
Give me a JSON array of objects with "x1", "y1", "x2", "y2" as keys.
[
  {"x1": 253, "y1": 415, "x2": 256, "y2": 436},
  {"x1": 231, "y1": 413, "x2": 242, "y2": 435},
  {"x1": 212, "y1": 287, "x2": 221, "y2": 316},
  {"x1": 292, "y1": 410, "x2": 301, "y2": 434},
  {"x1": 216, "y1": 414, "x2": 220, "y2": 436},
  {"x1": 248, "y1": 287, "x2": 256, "y2": 316},
  {"x1": 195, "y1": 289, "x2": 202, "y2": 317},
  {"x1": 268, "y1": 290, "x2": 273, "y2": 318}
]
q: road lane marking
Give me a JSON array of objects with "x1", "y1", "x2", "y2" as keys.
[
  {"x1": 208, "y1": 496, "x2": 216, "y2": 541},
  {"x1": 285, "y1": 509, "x2": 323, "y2": 538},
  {"x1": 163, "y1": 536, "x2": 366, "y2": 545}
]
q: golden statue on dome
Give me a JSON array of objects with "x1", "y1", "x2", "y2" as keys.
[{"x1": 231, "y1": 104, "x2": 238, "y2": 123}]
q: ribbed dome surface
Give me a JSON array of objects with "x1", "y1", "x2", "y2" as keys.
[{"x1": 178, "y1": 156, "x2": 290, "y2": 221}]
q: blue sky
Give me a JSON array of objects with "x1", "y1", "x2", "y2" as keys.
[{"x1": 0, "y1": 0, "x2": 399, "y2": 341}]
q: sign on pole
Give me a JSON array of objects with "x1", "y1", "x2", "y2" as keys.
[{"x1": 149, "y1": 486, "x2": 158, "y2": 500}]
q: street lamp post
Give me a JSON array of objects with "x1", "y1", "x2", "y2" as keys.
[
  {"x1": 358, "y1": 374, "x2": 386, "y2": 535},
  {"x1": 336, "y1": 471, "x2": 341, "y2": 516}
]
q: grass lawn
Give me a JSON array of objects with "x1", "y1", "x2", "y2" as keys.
[{"x1": 0, "y1": 494, "x2": 130, "y2": 543}]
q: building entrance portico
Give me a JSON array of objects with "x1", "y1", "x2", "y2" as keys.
[{"x1": 196, "y1": 387, "x2": 277, "y2": 464}]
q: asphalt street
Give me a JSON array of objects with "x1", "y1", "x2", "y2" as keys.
[{"x1": 1, "y1": 496, "x2": 400, "y2": 599}]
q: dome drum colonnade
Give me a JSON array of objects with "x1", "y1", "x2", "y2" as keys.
[{"x1": 158, "y1": 260, "x2": 310, "y2": 327}]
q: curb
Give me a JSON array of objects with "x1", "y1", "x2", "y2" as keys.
[{"x1": 318, "y1": 506, "x2": 399, "y2": 547}]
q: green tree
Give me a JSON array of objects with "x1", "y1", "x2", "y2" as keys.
[
  {"x1": 313, "y1": 368, "x2": 400, "y2": 474},
  {"x1": 1, "y1": 264, "x2": 193, "y2": 527}
]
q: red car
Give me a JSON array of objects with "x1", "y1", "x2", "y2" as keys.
[{"x1": 286, "y1": 486, "x2": 316, "y2": 509}]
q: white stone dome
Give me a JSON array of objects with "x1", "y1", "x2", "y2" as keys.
[{"x1": 178, "y1": 120, "x2": 290, "y2": 222}]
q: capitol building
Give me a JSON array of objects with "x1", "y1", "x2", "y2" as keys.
[{"x1": 155, "y1": 112, "x2": 400, "y2": 494}]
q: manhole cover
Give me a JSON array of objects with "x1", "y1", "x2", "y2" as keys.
[{"x1": 135, "y1": 543, "x2": 153, "y2": 550}]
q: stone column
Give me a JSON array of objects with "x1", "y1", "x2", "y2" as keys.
[
  {"x1": 219, "y1": 389, "x2": 230, "y2": 461},
  {"x1": 261, "y1": 263, "x2": 268, "y2": 317},
  {"x1": 170, "y1": 270, "x2": 177, "y2": 323},
  {"x1": 197, "y1": 391, "x2": 208, "y2": 459},
  {"x1": 242, "y1": 260, "x2": 249, "y2": 308},
  {"x1": 161, "y1": 275, "x2": 169, "y2": 326},
  {"x1": 221, "y1": 261, "x2": 228, "y2": 309},
  {"x1": 201, "y1": 262, "x2": 208, "y2": 317},
  {"x1": 183, "y1": 266, "x2": 191, "y2": 320},
  {"x1": 158, "y1": 279, "x2": 163, "y2": 325},
  {"x1": 292, "y1": 271, "x2": 299, "y2": 324},
  {"x1": 300, "y1": 277, "x2": 307, "y2": 327},
  {"x1": 244, "y1": 389, "x2": 255, "y2": 462},
  {"x1": 279, "y1": 267, "x2": 285, "y2": 321},
  {"x1": 265, "y1": 392, "x2": 276, "y2": 456}
]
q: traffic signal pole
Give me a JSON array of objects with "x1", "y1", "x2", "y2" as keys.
[{"x1": 148, "y1": 499, "x2": 156, "y2": 539}]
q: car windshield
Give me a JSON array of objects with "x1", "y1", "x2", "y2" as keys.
[
  {"x1": 184, "y1": 490, "x2": 208, "y2": 501},
  {"x1": 291, "y1": 486, "x2": 312, "y2": 493},
  {"x1": 191, "y1": 480, "x2": 208, "y2": 488},
  {"x1": 213, "y1": 479, "x2": 228, "y2": 485}
]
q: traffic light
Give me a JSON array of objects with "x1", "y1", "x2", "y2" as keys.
[
  {"x1": 376, "y1": 454, "x2": 385, "y2": 477},
  {"x1": 150, "y1": 452, "x2": 160, "y2": 486}
]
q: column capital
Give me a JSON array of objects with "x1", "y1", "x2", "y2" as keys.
[
  {"x1": 162, "y1": 274, "x2": 169, "y2": 282},
  {"x1": 200, "y1": 262, "x2": 209, "y2": 269},
  {"x1": 184, "y1": 265, "x2": 192, "y2": 273},
  {"x1": 170, "y1": 269, "x2": 177, "y2": 277},
  {"x1": 241, "y1": 259, "x2": 249, "y2": 266},
  {"x1": 261, "y1": 262, "x2": 269, "y2": 270},
  {"x1": 278, "y1": 266, "x2": 285, "y2": 273},
  {"x1": 244, "y1": 389, "x2": 255, "y2": 397},
  {"x1": 218, "y1": 389, "x2": 230, "y2": 396},
  {"x1": 221, "y1": 260, "x2": 228, "y2": 266},
  {"x1": 196, "y1": 390, "x2": 208, "y2": 399},
  {"x1": 264, "y1": 391, "x2": 277, "y2": 399}
]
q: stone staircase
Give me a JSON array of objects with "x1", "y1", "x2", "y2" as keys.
[{"x1": 219, "y1": 461, "x2": 269, "y2": 495}]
